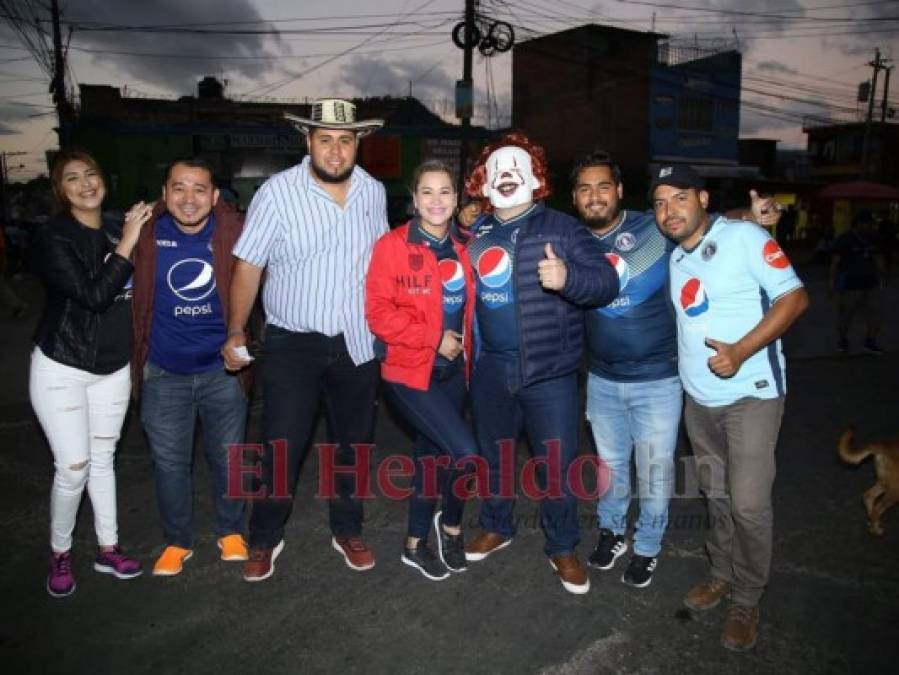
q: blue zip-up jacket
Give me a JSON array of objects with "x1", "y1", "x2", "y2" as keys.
[{"x1": 471, "y1": 203, "x2": 619, "y2": 386}]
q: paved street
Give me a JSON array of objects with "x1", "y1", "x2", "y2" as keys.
[{"x1": 1, "y1": 260, "x2": 897, "y2": 674}]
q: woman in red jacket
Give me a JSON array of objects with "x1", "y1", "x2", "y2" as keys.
[{"x1": 366, "y1": 160, "x2": 477, "y2": 580}]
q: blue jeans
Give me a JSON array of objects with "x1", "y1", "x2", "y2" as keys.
[
  {"x1": 586, "y1": 373, "x2": 681, "y2": 557},
  {"x1": 383, "y1": 362, "x2": 478, "y2": 540},
  {"x1": 470, "y1": 353, "x2": 580, "y2": 558},
  {"x1": 141, "y1": 363, "x2": 248, "y2": 549}
]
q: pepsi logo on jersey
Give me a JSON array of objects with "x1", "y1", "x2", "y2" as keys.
[
  {"x1": 167, "y1": 258, "x2": 217, "y2": 317},
  {"x1": 680, "y1": 277, "x2": 709, "y2": 317},
  {"x1": 605, "y1": 252, "x2": 630, "y2": 291},
  {"x1": 439, "y1": 259, "x2": 465, "y2": 312},
  {"x1": 476, "y1": 246, "x2": 513, "y2": 308}
]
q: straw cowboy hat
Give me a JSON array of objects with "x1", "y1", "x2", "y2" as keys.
[{"x1": 284, "y1": 98, "x2": 384, "y2": 137}]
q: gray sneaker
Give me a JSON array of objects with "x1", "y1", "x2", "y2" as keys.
[
  {"x1": 401, "y1": 542, "x2": 449, "y2": 581},
  {"x1": 434, "y1": 511, "x2": 468, "y2": 572}
]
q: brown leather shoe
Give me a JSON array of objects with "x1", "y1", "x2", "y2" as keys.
[
  {"x1": 721, "y1": 602, "x2": 760, "y2": 651},
  {"x1": 464, "y1": 531, "x2": 512, "y2": 562},
  {"x1": 332, "y1": 536, "x2": 375, "y2": 571},
  {"x1": 549, "y1": 553, "x2": 590, "y2": 594},
  {"x1": 243, "y1": 540, "x2": 285, "y2": 582},
  {"x1": 683, "y1": 576, "x2": 732, "y2": 611}
]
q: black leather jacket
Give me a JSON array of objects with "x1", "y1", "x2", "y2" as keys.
[{"x1": 32, "y1": 212, "x2": 133, "y2": 371}]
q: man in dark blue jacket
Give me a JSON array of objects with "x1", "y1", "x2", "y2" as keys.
[{"x1": 462, "y1": 133, "x2": 619, "y2": 594}]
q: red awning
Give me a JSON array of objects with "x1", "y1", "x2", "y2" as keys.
[{"x1": 815, "y1": 181, "x2": 899, "y2": 200}]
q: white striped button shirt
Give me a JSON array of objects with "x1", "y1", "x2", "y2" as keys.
[{"x1": 233, "y1": 156, "x2": 389, "y2": 365}]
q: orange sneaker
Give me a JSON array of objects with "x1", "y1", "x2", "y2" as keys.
[
  {"x1": 152, "y1": 546, "x2": 193, "y2": 576},
  {"x1": 217, "y1": 534, "x2": 248, "y2": 562}
]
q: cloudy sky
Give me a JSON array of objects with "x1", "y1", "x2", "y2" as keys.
[{"x1": 1, "y1": 0, "x2": 896, "y2": 179}]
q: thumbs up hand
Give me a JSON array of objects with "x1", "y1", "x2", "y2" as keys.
[
  {"x1": 538, "y1": 242, "x2": 567, "y2": 291},
  {"x1": 705, "y1": 337, "x2": 747, "y2": 378}
]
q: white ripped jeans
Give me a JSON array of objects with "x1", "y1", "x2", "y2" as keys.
[{"x1": 29, "y1": 348, "x2": 131, "y2": 552}]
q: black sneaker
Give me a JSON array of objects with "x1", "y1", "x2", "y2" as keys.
[
  {"x1": 434, "y1": 511, "x2": 468, "y2": 572},
  {"x1": 401, "y1": 541, "x2": 449, "y2": 581},
  {"x1": 588, "y1": 529, "x2": 628, "y2": 570},
  {"x1": 621, "y1": 554, "x2": 657, "y2": 588},
  {"x1": 863, "y1": 339, "x2": 884, "y2": 355}
]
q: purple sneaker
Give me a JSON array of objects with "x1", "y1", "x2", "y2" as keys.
[
  {"x1": 47, "y1": 551, "x2": 76, "y2": 597},
  {"x1": 94, "y1": 546, "x2": 143, "y2": 579}
]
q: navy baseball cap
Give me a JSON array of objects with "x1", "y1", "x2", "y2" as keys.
[{"x1": 649, "y1": 164, "x2": 705, "y2": 199}]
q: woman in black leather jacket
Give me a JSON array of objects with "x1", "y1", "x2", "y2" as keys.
[{"x1": 30, "y1": 149, "x2": 152, "y2": 597}]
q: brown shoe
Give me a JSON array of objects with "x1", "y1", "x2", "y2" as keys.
[
  {"x1": 721, "y1": 602, "x2": 760, "y2": 651},
  {"x1": 549, "y1": 553, "x2": 590, "y2": 594},
  {"x1": 464, "y1": 531, "x2": 512, "y2": 562},
  {"x1": 684, "y1": 576, "x2": 732, "y2": 611},
  {"x1": 243, "y1": 540, "x2": 285, "y2": 582},
  {"x1": 332, "y1": 536, "x2": 375, "y2": 571}
]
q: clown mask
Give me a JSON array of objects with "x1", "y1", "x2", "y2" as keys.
[{"x1": 482, "y1": 145, "x2": 540, "y2": 210}]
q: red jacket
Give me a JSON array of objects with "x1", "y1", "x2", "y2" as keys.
[
  {"x1": 365, "y1": 221, "x2": 475, "y2": 391},
  {"x1": 130, "y1": 201, "x2": 252, "y2": 398}
]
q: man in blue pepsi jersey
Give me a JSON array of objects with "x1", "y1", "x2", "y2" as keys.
[
  {"x1": 572, "y1": 151, "x2": 781, "y2": 592},
  {"x1": 652, "y1": 164, "x2": 807, "y2": 652}
]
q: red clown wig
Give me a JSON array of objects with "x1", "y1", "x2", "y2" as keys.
[{"x1": 465, "y1": 132, "x2": 552, "y2": 211}]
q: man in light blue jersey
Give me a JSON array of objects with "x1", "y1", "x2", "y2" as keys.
[
  {"x1": 224, "y1": 99, "x2": 388, "y2": 581},
  {"x1": 652, "y1": 164, "x2": 807, "y2": 652},
  {"x1": 572, "y1": 151, "x2": 779, "y2": 590}
]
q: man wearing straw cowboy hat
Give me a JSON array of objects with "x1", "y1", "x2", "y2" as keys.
[{"x1": 223, "y1": 98, "x2": 388, "y2": 581}]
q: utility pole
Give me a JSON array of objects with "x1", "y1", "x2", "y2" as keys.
[
  {"x1": 860, "y1": 48, "x2": 892, "y2": 179},
  {"x1": 457, "y1": 0, "x2": 476, "y2": 196},
  {"x1": 50, "y1": 0, "x2": 74, "y2": 148},
  {"x1": 882, "y1": 65, "x2": 893, "y2": 123}
]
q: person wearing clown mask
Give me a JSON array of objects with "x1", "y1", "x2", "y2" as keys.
[{"x1": 462, "y1": 133, "x2": 619, "y2": 594}]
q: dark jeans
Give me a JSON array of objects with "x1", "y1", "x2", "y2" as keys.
[
  {"x1": 383, "y1": 361, "x2": 478, "y2": 541},
  {"x1": 470, "y1": 352, "x2": 580, "y2": 557},
  {"x1": 141, "y1": 363, "x2": 248, "y2": 549},
  {"x1": 248, "y1": 327, "x2": 379, "y2": 548}
]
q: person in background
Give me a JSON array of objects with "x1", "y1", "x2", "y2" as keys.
[
  {"x1": 831, "y1": 210, "x2": 886, "y2": 355},
  {"x1": 0, "y1": 222, "x2": 28, "y2": 317}
]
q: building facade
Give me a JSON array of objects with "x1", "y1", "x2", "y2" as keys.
[{"x1": 512, "y1": 25, "x2": 743, "y2": 208}]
